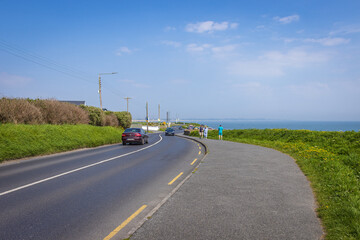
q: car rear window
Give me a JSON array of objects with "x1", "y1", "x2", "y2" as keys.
[{"x1": 124, "y1": 128, "x2": 141, "y2": 133}]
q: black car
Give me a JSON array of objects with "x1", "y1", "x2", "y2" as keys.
[
  {"x1": 165, "y1": 127, "x2": 175, "y2": 136},
  {"x1": 122, "y1": 128, "x2": 149, "y2": 145}
]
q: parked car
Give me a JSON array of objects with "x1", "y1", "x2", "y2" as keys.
[
  {"x1": 165, "y1": 127, "x2": 175, "y2": 136},
  {"x1": 122, "y1": 128, "x2": 149, "y2": 145}
]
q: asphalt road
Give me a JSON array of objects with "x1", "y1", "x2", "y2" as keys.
[
  {"x1": 131, "y1": 136, "x2": 323, "y2": 240},
  {"x1": 0, "y1": 132, "x2": 204, "y2": 240}
]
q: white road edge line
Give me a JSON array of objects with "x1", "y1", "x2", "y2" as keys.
[{"x1": 0, "y1": 135, "x2": 163, "y2": 197}]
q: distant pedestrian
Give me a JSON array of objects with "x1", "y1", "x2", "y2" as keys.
[
  {"x1": 199, "y1": 125, "x2": 204, "y2": 139},
  {"x1": 218, "y1": 125, "x2": 223, "y2": 140},
  {"x1": 204, "y1": 126, "x2": 208, "y2": 139}
]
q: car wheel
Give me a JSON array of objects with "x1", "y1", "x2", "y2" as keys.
[
  {"x1": 141, "y1": 138, "x2": 145, "y2": 145},
  {"x1": 122, "y1": 141, "x2": 126, "y2": 145},
  {"x1": 146, "y1": 138, "x2": 149, "y2": 144}
]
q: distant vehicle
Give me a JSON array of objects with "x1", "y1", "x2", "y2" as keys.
[
  {"x1": 165, "y1": 127, "x2": 175, "y2": 136},
  {"x1": 122, "y1": 128, "x2": 149, "y2": 145}
]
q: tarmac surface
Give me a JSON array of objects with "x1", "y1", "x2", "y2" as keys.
[{"x1": 130, "y1": 136, "x2": 324, "y2": 240}]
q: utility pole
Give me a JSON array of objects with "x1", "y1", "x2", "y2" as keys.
[
  {"x1": 146, "y1": 101, "x2": 149, "y2": 132},
  {"x1": 98, "y1": 72, "x2": 117, "y2": 110},
  {"x1": 166, "y1": 111, "x2": 170, "y2": 127},
  {"x1": 158, "y1": 104, "x2": 160, "y2": 122},
  {"x1": 98, "y1": 74, "x2": 102, "y2": 110},
  {"x1": 124, "y1": 97, "x2": 131, "y2": 112}
]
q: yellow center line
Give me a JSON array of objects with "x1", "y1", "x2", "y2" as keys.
[
  {"x1": 191, "y1": 158, "x2": 198, "y2": 165},
  {"x1": 198, "y1": 146, "x2": 201, "y2": 150},
  {"x1": 168, "y1": 172, "x2": 183, "y2": 185},
  {"x1": 103, "y1": 205, "x2": 147, "y2": 240},
  {"x1": 198, "y1": 151, "x2": 201, "y2": 155}
]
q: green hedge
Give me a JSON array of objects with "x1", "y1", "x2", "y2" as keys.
[
  {"x1": 80, "y1": 105, "x2": 105, "y2": 126},
  {"x1": 0, "y1": 124, "x2": 124, "y2": 162},
  {"x1": 114, "y1": 111, "x2": 132, "y2": 129}
]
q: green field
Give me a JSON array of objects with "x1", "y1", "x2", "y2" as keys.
[
  {"x1": 0, "y1": 124, "x2": 124, "y2": 162},
  {"x1": 191, "y1": 129, "x2": 360, "y2": 240}
]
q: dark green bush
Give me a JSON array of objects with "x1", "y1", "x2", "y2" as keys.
[
  {"x1": 80, "y1": 105, "x2": 105, "y2": 126},
  {"x1": 114, "y1": 111, "x2": 132, "y2": 129}
]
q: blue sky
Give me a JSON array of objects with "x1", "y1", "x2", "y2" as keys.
[{"x1": 1, "y1": 0, "x2": 359, "y2": 121}]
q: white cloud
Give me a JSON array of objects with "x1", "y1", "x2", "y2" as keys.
[
  {"x1": 186, "y1": 43, "x2": 212, "y2": 52},
  {"x1": 185, "y1": 21, "x2": 237, "y2": 33},
  {"x1": 116, "y1": 46, "x2": 132, "y2": 56},
  {"x1": 262, "y1": 49, "x2": 328, "y2": 64},
  {"x1": 162, "y1": 40, "x2": 182, "y2": 48},
  {"x1": 229, "y1": 60, "x2": 284, "y2": 77},
  {"x1": 297, "y1": 29, "x2": 305, "y2": 34},
  {"x1": 304, "y1": 37, "x2": 350, "y2": 46},
  {"x1": 330, "y1": 25, "x2": 360, "y2": 36},
  {"x1": 211, "y1": 45, "x2": 236, "y2": 54},
  {"x1": 287, "y1": 82, "x2": 330, "y2": 95},
  {"x1": 164, "y1": 26, "x2": 176, "y2": 32},
  {"x1": 228, "y1": 49, "x2": 329, "y2": 77},
  {"x1": 186, "y1": 43, "x2": 237, "y2": 57},
  {"x1": 0, "y1": 72, "x2": 32, "y2": 87},
  {"x1": 274, "y1": 15, "x2": 300, "y2": 24},
  {"x1": 230, "y1": 23, "x2": 238, "y2": 29},
  {"x1": 283, "y1": 38, "x2": 297, "y2": 43}
]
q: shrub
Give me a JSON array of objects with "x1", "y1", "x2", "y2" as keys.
[
  {"x1": 32, "y1": 99, "x2": 89, "y2": 125},
  {"x1": 80, "y1": 105, "x2": 105, "y2": 126},
  {"x1": 104, "y1": 112, "x2": 119, "y2": 127},
  {"x1": 0, "y1": 98, "x2": 44, "y2": 124},
  {"x1": 114, "y1": 111, "x2": 132, "y2": 129}
]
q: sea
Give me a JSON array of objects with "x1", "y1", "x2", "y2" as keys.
[{"x1": 181, "y1": 120, "x2": 360, "y2": 132}]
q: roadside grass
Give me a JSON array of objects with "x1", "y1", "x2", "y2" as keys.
[
  {"x1": 190, "y1": 129, "x2": 360, "y2": 240},
  {"x1": 0, "y1": 124, "x2": 124, "y2": 162}
]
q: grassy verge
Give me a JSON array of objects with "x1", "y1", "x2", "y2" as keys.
[
  {"x1": 190, "y1": 129, "x2": 360, "y2": 240},
  {"x1": 0, "y1": 124, "x2": 124, "y2": 162}
]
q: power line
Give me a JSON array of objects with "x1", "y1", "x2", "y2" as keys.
[
  {"x1": 0, "y1": 39, "x2": 92, "y2": 79},
  {"x1": 0, "y1": 38, "x2": 124, "y2": 98},
  {"x1": 0, "y1": 39, "x2": 92, "y2": 82},
  {"x1": 0, "y1": 45, "x2": 92, "y2": 83}
]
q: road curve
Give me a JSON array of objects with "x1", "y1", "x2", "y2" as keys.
[{"x1": 0, "y1": 133, "x2": 205, "y2": 240}]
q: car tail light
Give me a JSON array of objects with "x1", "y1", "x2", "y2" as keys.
[
  {"x1": 122, "y1": 134, "x2": 126, "y2": 137},
  {"x1": 135, "y1": 133, "x2": 141, "y2": 137}
]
